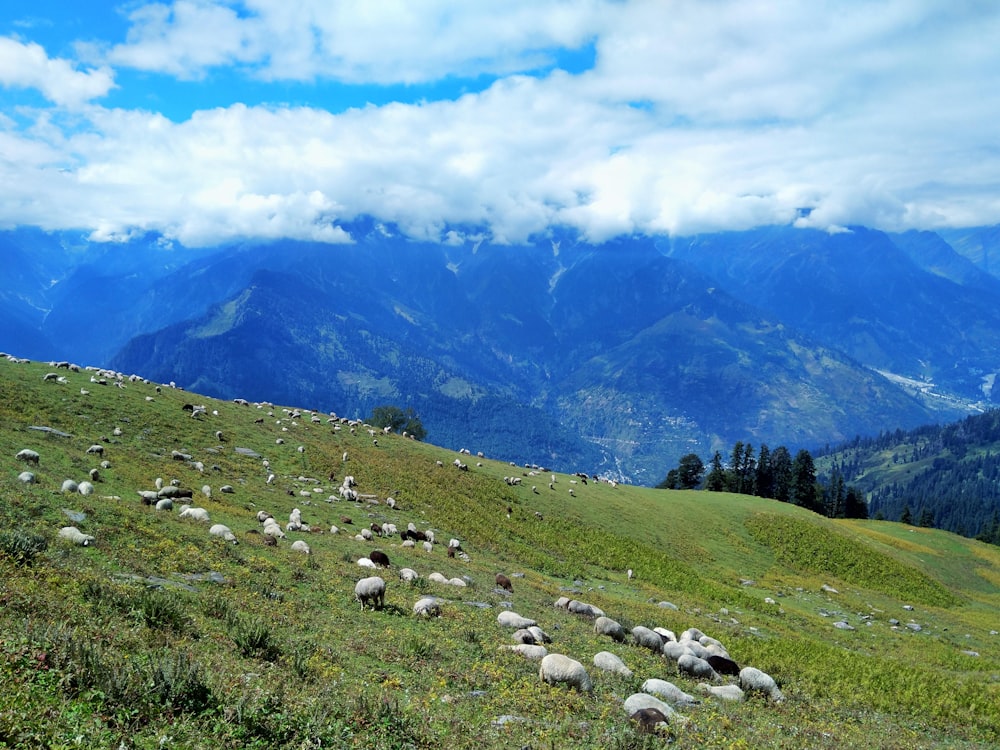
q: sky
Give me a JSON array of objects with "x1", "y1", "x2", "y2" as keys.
[{"x1": 1, "y1": 0, "x2": 999, "y2": 248}]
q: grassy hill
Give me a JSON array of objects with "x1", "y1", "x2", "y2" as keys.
[{"x1": 1, "y1": 356, "x2": 998, "y2": 749}]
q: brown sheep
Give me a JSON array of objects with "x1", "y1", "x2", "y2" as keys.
[{"x1": 496, "y1": 573, "x2": 514, "y2": 592}]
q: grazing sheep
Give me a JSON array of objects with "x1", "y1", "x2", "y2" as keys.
[
  {"x1": 263, "y1": 521, "x2": 285, "y2": 538},
  {"x1": 209, "y1": 524, "x2": 238, "y2": 544},
  {"x1": 58, "y1": 526, "x2": 95, "y2": 546},
  {"x1": 629, "y1": 707, "x2": 670, "y2": 735},
  {"x1": 447, "y1": 577, "x2": 467, "y2": 587},
  {"x1": 594, "y1": 616, "x2": 627, "y2": 643},
  {"x1": 86, "y1": 444, "x2": 104, "y2": 456},
  {"x1": 623, "y1": 694, "x2": 683, "y2": 725},
  {"x1": 17, "y1": 471, "x2": 36, "y2": 484},
  {"x1": 178, "y1": 506, "x2": 210, "y2": 522},
  {"x1": 77, "y1": 481, "x2": 94, "y2": 496},
  {"x1": 355, "y1": 576, "x2": 386, "y2": 611},
  {"x1": 290, "y1": 540, "x2": 311, "y2": 554},
  {"x1": 553, "y1": 596, "x2": 571, "y2": 609},
  {"x1": 527, "y1": 625, "x2": 551, "y2": 644},
  {"x1": 681, "y1": 627, "x2": 706, "y2": 642},
  {"x1": 501, "y1": 644, "x2": 548, "y2": 660},
  {"x1": 369, "y1": 550, "x2": 391, "y2": 568},
  {"x1": 663, "y1": 641, "x2": 694, "y2": 662},
  {"x1": 654, "y1": 627, "x2": 677, "y2": 643},
  {"x1": 698, "y1": 683, "x2": 745, "y2": 702},
  {"x1": 642, "y1": 679, "x2": 701, "y2": 706},
  {"x1": 497, "y1": 611, "x2": 537, "y2": 629},
  {"x1": 137, "y1": 490, "x2": 159, "y2": 505},
  {"x1": 539, "y1": 653, "x2": 592, "y2": 692},
  {"x1": 15, "y1": 449, "x2": 40, "y2": 465},
  {"x1": 61, "y1": 479, "x2": 79, "y2": 493},
  {"x1": 360, "y1": 528, "x2": 374, "y2": 541},
  {"x1": 678, "y1": 638, "x2": 711, "y2": 660},
  {"x1": 633, "y1": 626, "x2": 664, "y2": 653},
  {"x1": 155, "y1": 498, "x2": 173, "y2": 511},
  {"x1": 399, "y1": 568, "x2": 419, "y2": 583},
  {"x1": 592, "y1": 651, "x2": 633, "y2": 677},
  {"x1": 739, "y1": 667, "x2": 785, "y2": 702},
  {"x1": 495, "y1": 573, "x2": 514, "y2": 592},
  {"x1": 678, "y1": 653, "x2": 720, "y2": 681},
  {"x1": 567, "y1": 600, "x2": 605, "y2": 618},
  {"x1": 257, "y1": 510, "x2": 274, "y2": 523},
  {"x1": 88, "y1": 468, "x2": 99, "y2": 482},
  {"x1": 357, "y1": 558, "x2": 377, "y2": 569},
  {"x1": 512, "y1": 629, "x2": 537, "y2": 645},
  {"x1": 427, "y1": 572, "x2": 448, "y2": 584},
  {"x1": 706, "y1": 654, "x2": 741, "y2": 677},
  {"x1": 413, "y1": 596, "x2": 442, "y2": 617}
]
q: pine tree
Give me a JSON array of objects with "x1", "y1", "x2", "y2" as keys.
[{"x1": 704, "y1": 451, "x2": 727, "y2": 492}]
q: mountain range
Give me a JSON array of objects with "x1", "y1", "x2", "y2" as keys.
[{"x1": 2, "y1": 221, "x2": 999, "y2": 483}]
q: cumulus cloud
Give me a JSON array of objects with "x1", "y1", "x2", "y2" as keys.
[
  {"x1": 0, "y1": 37, "x2": 114, "y2": 106},
  {"x1": 1, "y1": 1, "x2": 999, "y2": 245}
]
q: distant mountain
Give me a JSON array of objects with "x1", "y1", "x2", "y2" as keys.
[
  {"x1": 666, "y1": 225, "x2": 1000, "y2": 408},
  {"x1": 815, "y1": 409, "x2": 1000, "y2": 541},
  {"x1": 4, "y1": 221, "x2": 998, "y2": 481}
]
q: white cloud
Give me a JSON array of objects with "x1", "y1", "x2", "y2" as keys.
[
  {"x1": 0, "y1": 37, "x2": 114, "y2": 106},
  {"x1": 1, "y1": 1, "x2": 1000, "y2": 245}
]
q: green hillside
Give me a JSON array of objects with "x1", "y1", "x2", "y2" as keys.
[{"x1": 1, "y1": 357, "x2": 998, "y2": 749}]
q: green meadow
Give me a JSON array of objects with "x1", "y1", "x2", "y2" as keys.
[{"x1": 0, "y1": 357, "x2": 997, "y2": 749}]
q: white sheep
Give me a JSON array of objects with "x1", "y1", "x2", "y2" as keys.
[
  {"x1": 86, "y1": 444, "x2": 104, "y2": 456},
  {"x1": 698, "y1": 683, "x2": 745, "y2": 702},
  {"x1": 357, "y1": 557, "x2": 377, "y2": 569},
  {"x1": 15, "y1": 449, "x2": 40, "y2": 465},
  {"x1": 413, "y1": 596, "x2": 442, "y2": 617},
  {"x1": 447, "y1": 577, "x2": 467, "y2": 587},
  {"x1": 355, "y1": 576, "x2": 386, "y2": 611},
  {"x1": 58, "y1": 526, "x2": 95, "y2": 546},
  {"x1": 209, "y1": 524, "x2": 238, "y2": 544},
  {"x1": 422, "y1": 541, "x2": 433, "y2": 553},
  {"x1": 178, "y1": 506, "x2": 210, "y2": 522},
  {"x1": 77, "y1": 481, "x2": 94, "y2": 496},
  {"x1": 263, "y1": 521, "x2": 285, "y2": 538},
  {"x1": 539, "y1": 654, "x2": 593, "y2": 692},
  {"x1": 633, "y1": 626, "x2": 664, "y2": 653},
  {"x1": 427, "y1": 571, "x2": 448, "y2": 583},
  {"x1": 623, "y1": 693, "x2": 683, "y2": 725},
  {"x1": 399, "y1": 568, "x2": 420, "y2": 582},
  {"x1": 498, "y1": 611, "x2": 537, "y2": 629},
  {"x1": 155, "y1": 498, "x2": 174, "y2": 511},
  {"x1": 17, "y1": 471, "x2": 36, "y2": 484},
  {"x1": 61, "y1": 479, "x2": 79, "y2": 493},
  {"x1": 567, "y1": 600, "x2": 604, "y2": 618},
  {"x1": 501, "y1": 644, "x2": 548, "y2": 660},
  {"x1": 678, "y1": 653, "x2": 719, "y2": 681},
  {"x1": 739, "y1": 667, "x2": 785, "y2": 702},
  {"x1": 592, "y1": 651, "x2": 633, "y2": 677},
  {"x1": 594, "y1": 616, "x2": 627, "y2": 642},
  {"x1": 290, "y1": 540, "x2": 311, "y2": 554},
  {"x1": 642, "y1": 679, "x2": 701, "y2": 706},
  {"x1": 663, "y1": 641, "x2": 694, "y2": 662}
]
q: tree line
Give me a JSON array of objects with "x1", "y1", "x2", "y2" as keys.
[{"x1": 658, "y1": 442, "x2": 868, "y2": 520}]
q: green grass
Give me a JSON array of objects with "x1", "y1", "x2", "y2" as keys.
[{"x1": 1, "y1": 358, "x2": 999, "y2": 748}]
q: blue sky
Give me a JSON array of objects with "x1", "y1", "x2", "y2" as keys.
[{"x1": 1, "y1": 1, "x2": 999, "y2": 247}]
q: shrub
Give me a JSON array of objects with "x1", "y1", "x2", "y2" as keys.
[
  {"x1": 0, "y1": 529, "x2": 47, "y2": 566},
  {"x1": 231, "y1": 616, "x2": 281, "y2": 661}
]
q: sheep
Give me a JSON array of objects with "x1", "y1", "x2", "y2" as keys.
[
  {"x1": 527, "y1": 625, "x2": 551, "y2": 644},
  {"x1": 592, "y1": 651, "x2": 633, "y2": 677},
  {"x1": 495, "y1": 573, "x2": 513, "y2": 592},
  {"x1": 399, "y1": 568, "x2": 419, "y2": 583},
  {"x1": 257, "y1": 510, "x2": 274, "y2": 523},
  {"x1": 677, "y1": 653, "x2": 719, "y2": 681},
  {"x1": 633, "y1": 626, "x2": 665, "y2": 653},
  {"x1": 209, "y1": 524, "x2": 238, "y2": 544},
  {"x1": 501, "y1": 644, "x2": 549, "y2": 660},
  {"x1": 594, "y1": 616, "x2": 627, "y2": 643},
  {"x1": 427, "y1": 572, "x2": 449, "y2": 584},
  {"x1": 678, "y1": 638, "x2": 711, "y2": 660},
  {"x1": 360, "y1": 528, "x2": 374, "y2": 541},
  {"x1": 539, "y1": 654, "x2": 592, "y2": 692},
  {"x1": 77, "y1": 481, "x2": 94, "y2": 496},
  {"x1": 86, "y1": 444, "x2": 104, "y2": 456},
  {"x1": 88, "y1": 468, "x2": 99, "y2": 482},
  {"x1": 512, "y1": 629, "x2": 537, "y2": 645},
  {"x1": 357, "y1": 558, "x2": 377, "y2": 569},
  {"x1": 698, "y1": 683, "x2": 745, "y2": 702},
  {"x1": 369, "y1": 550, "x2": 391, "y2": 568},
  {"x1": 706, "y1": 654, "x2": 741, "y2": 677},
  {"x1": 422, "y1": 541, "x2": 433, "y2": 553},
  {"x1": 15, "y1": 449, "x2": 40, "y2": 465},
  {"x1": 739, "y1": 666, "x2": 785, "y2": 702},
  {"x1": 663, "y1": 641, "x2": 694, "y2": 662},
  {"x1": 61, "y1": 479, "x2": 79, "y2": 493},
  {"x1": 355, "y1": 576, "x2": 386, "y2": 611},
  {"x1": 497, "y1": 611, "x2": 537, "y2": 629},
  {"x1": 446, "y1": 577, "x2": 467, "y2": 587},
  {"x1": 629, "y1": 707, "x2": 671, "y2": 735},
  {"x1": 622, "y1": 694, "x2": 683, "y2": 725},
  {"x1": 178, "y1": 507, "x2": 210, "y2": 522},
  {"x1": 263, "y1": 521, "x2": 285, "y2": 538},
  {"x1": 290, "y1": 540, "x2": 311, "y2": 554},
  {"x1": 155, "y1": 498, "x2": 174, "y2": 511},
  {"x1": 17, "y1": 471, "x2": 36, "y2": 484},
  {"x1": 58, "y1": 526, "x2": 95, "y2": 546},
  {"x1": 413, "y1": 596, "x2": 442, "y2": 617},
  {"x1": 567, "y1": 600, "x2": 604, "y2": 618},
  {"x1": 641, "y1": 679, "x2": 701, "y2": 706}
]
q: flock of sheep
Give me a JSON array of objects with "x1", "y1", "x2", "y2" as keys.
[{"x1": 8, "y1": 354, "x2": 788, "y2": 737}]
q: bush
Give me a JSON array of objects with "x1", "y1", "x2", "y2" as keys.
[
  {"x1": 231, "y1": 616, "x2": 281, "y2": 661},
  {"x1": 0, "y1": 529, "x2": 47, "y2": 566}
]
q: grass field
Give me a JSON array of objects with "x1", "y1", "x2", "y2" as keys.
[{"x1": 1, "y1": 356, "x2": 998, "y2": 749}]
